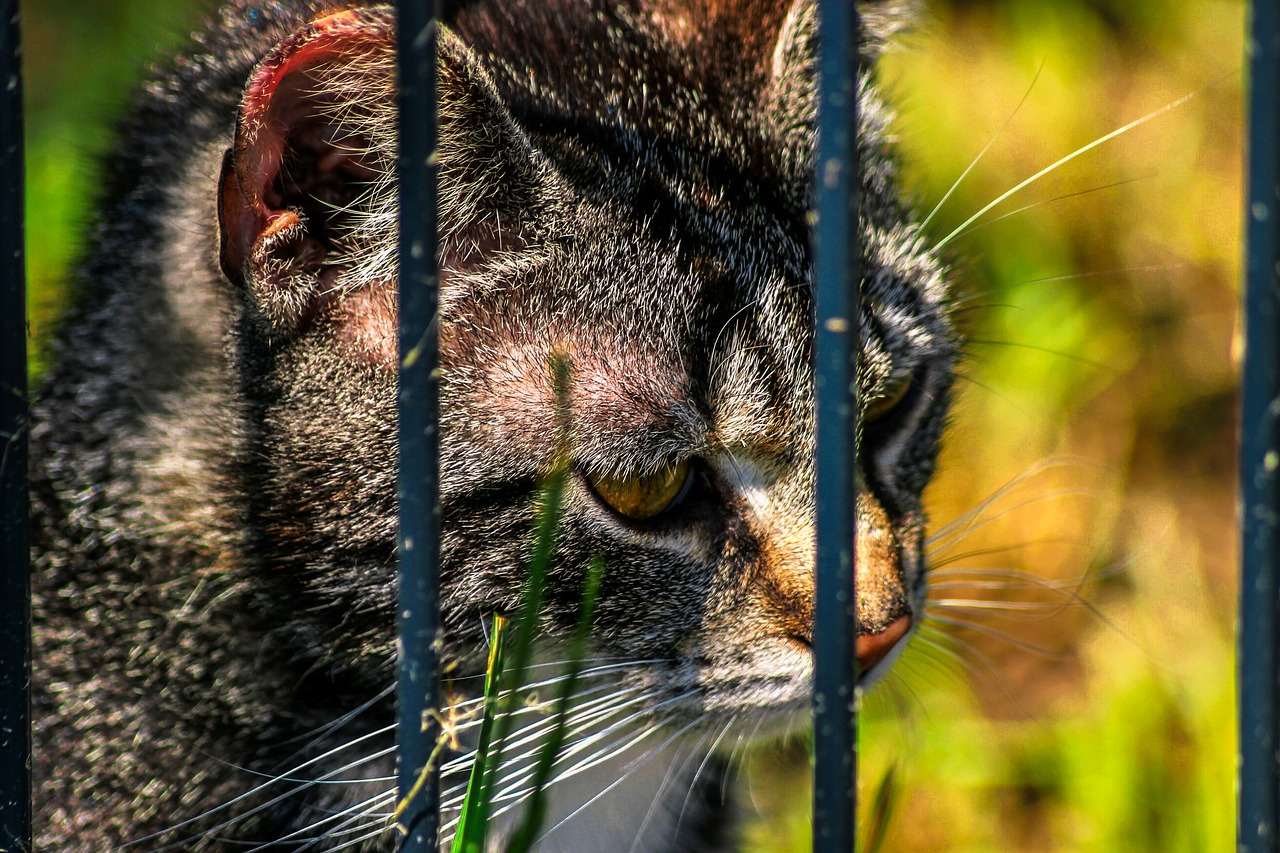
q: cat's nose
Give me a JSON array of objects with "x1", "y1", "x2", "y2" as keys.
[{"x1": 856, "y1": 614, "x2": 912, "y2": 674}]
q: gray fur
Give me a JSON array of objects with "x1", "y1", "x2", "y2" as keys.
[{"x1": 31, "y1": 0, "x2": 955, "y2": 849}]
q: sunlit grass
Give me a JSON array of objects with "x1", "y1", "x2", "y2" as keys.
[
  {"x1": 744, "y1": 0, "x2": 1240, "y2": 849},
  {"x1": 869, "y1": 1, "x2": 1234, "y2": 850}
]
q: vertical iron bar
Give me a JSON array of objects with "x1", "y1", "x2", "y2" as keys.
[
  {"x1": 812, "y1": 2, "x2": 860, "y2": 851},
  {"x1": 0, "y1": 0, "x2": 28, "y2": 848},
  {"x1": 1240, "y1": 1, "x2": 1280, "y2": 850},
  {"x1": 396, "y1": 2, "x2": 441, "y2": 850}
]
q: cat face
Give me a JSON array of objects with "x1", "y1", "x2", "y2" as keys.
[{"x1": 216, "y1": 0, "x2": 954, "y2": 743}]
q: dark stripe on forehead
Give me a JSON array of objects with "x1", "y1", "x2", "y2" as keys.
[{"x1": 510, "y1": 107, "x2": 810, "y2": 254}]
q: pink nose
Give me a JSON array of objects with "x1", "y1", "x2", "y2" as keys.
[{"x1": 856, "y1": 615, "x2": 912, "y2": 673}]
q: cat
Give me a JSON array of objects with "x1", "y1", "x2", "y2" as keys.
[{"x1": 29, "y1": 0, "x2": 955, "y2": 849}]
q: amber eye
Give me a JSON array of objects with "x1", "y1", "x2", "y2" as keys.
[
  {"x1": 864, "y1": 374, "x2": 913, "y2": 424},
  {"x1": 587, "y1": 459, "x2": 693, "y2": 521}
]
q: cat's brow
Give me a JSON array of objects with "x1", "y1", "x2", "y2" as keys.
[{"x1": 706, "y1": 335, "x2": 796, "y2": 461}]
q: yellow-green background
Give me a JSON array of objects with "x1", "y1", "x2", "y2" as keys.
[{"x1": 23, "y1": 1, "x2": 1244, "y2": 850}]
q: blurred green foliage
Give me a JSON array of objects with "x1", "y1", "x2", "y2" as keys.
[
  {"x1": 23, "y1": 0, "x2": 1243, "y2": 850},
  {"x1": 748, "y1": 0, "x2": 1241, "y2": 850},
  {"x1": 24, "y1": 0, "x2": 211, "y2": 364}
]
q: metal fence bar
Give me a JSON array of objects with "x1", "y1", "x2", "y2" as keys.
[
  {"x1": 396, "y1": 3, "x2": 442, "y2": 850},
  {"x1": 0, "y1": 0, "x2": 28, "y2": 848},
  {"x1": 812, "y1": 2, "x2": 860, "y2": 850},
  {"x1": 1239, "y1": 1, "x2": 1280, "y2": 850}
]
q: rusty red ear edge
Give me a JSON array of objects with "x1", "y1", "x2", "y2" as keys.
[{"x1": 218, "y1": 9, "x2": 392, "y2": 289}]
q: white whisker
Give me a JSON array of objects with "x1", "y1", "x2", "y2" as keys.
[
  {"x1": 627, "y1": 730, "x2": 709, "y2": 853},
  {"x1": 920, "y1": 58, "x2": 1045, "y2": 231},
  {"x1": 944, "y1": 174, "x2": 1152, "y2": 244},
  {"x1": 133, "y1": 723, "x2": 397, "y2": 850},
  {"x1": 281, "y1": 788, "x2": 395, "y2": 851},
  {"x1": 936, "y1": 87, "x2": 1203, "y2": 250},
  {"x1": 440, "y1": 687, "x2": 657, "y2": 809},
  {"x1": 536, "y1": 718, "x2": 704, "y2": 845},
  {"x1": 925, "y1": 613, "x2": 1071, "y2": 659},
  {"x1": 674, "y1": 716, "x2": 736, "y2": 834},
  {"x1": 486, "y1": 689, "x2": 697, "y2": 807}
]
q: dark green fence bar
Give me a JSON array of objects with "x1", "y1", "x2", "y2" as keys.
[
  {"x1": 0, "y1": 0, "x2": 28, "y2": 848},
  {"x1": 812, "y1": 1, "x2": 860, "y2": 850},
  {"x1": 396, "y1": 3, "x2": 442, "y2": 850},
  {"x1": 1240, "y1": 1, "x2": 1280, "y2": 850}
]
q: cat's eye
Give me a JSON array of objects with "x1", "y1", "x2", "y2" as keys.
[
  {"x1": 864, "y1": 374, "x2": 914, "y2": 424},
  {"x1": 587, "y1": 459, "x2": 693, "y2": 521}
]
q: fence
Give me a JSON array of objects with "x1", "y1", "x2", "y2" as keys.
[
  {"x1": 396, "y1": 2, "x2": 443, "y2": 846},
  {"x1": 811, "y1": 2, "x2": 861, "y2": 850},
  {"x1": 0, "y1": 2, "x2": 1273, "y2": 852},
  {"x1": 1238, "y1": 3, "x2": 1280, "y2": 851},
  {"x1": 0, "y1": 0, "x2": 28, "y2": 848}
]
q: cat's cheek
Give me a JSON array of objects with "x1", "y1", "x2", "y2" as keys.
[{"x1": 328, "y1": 284, "x2": 399, "y2": 367}]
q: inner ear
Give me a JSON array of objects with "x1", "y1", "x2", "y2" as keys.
[{"x1": 219, "y1": 9, "x2": 395, "y2": 333}]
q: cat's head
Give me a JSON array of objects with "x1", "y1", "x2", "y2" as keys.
[{"x1": 215, "y1": 0, "x2": 953, "y2": 731}]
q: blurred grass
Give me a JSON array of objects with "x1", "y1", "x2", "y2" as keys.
[
  {"x1": 23, "y1": 0, "x2": 1244, "y2": 851},
  {"x1": 747, "y1": 1, "x2": 1242, "y2": 850},
  {"x1": 23, "y1": 0, "x2": 213, "y2": 369}
]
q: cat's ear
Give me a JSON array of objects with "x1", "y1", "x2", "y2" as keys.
[
  {"x1": 433, "y1": 30, "x2": 545, "y2": 272},
  {"x1": 765, "y1": 0, "x2": 917, "y2": 87},
  {"x1": 760, "y1": 0, "x2": 915, "y2": 196},
  {"x1": 218, "y1": 12, "x2": 540, "y2": 343},
  {"x1": 858, "y1": 1, "x2": 921, "y2": 59},
  {"x1": 218, "y1": 8, "x2": 397, "y2": 338}
]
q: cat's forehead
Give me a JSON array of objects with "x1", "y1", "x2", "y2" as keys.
[
  {"x1": 550, "y1": 200, "x2": 951, "y2": 396},
  {"x1": 443, "y1": 206, "x2": 949, "y2": 470}
]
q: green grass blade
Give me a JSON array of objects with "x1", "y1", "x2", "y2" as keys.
[
  {"x1": 859, "y1": 762, "x2": 900, "y2": 853},
  {"x1": 450, "y1": 614, "x2": 509, "y2": 853},
  {"x1": 504, "y1": 555, "x2": 606, "y2": 853},
  {"x1": 453, "y1": 355, "x2": 573, "y2": 852}
]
